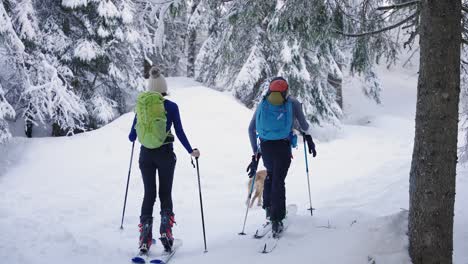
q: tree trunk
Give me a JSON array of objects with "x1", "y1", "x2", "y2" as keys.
[
  {"x1": 24, "y1": 111, "x2": 33, "y2": 138},
  {"x1": 187, "y1": 28, "x2": 197, "y2": 78},
  {"x1": 144, "y1": 58, "x2": 152, "y2": 79},
  {"x1": 327, "y1": 73, "x2": 343, "y2": 109},
  {"x1": 409, "y1": 1, "x2": 461, "y2": 264},
  {"x1": 328, "y1": 59, "x2": 344, "y2": 109},
  {"x1": 187, "y1": 0, "x2": 200, "y2": 78}
]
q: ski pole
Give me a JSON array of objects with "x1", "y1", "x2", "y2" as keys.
[
  {"x1": 120, "y1": 141, "x2": 135, "y2": 229},
  {"x1": 239, "y1": 153, "x2": 260, "y2": 235},
  {"x1": 193, "y1": 156, "x2": 208, "y2": 253},
  {"x1": 303, "y1": 136, "x2": 315, "y2": 216},
  {"x1": 239, "y1": 173, "x2": 256, "y2": 235}
]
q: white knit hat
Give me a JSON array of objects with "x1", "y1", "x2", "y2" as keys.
[{"x1": 147, "y1": 66, "x2": 168, "y2": 94}]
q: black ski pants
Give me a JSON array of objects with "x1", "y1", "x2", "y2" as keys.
[
  {"x1": 261, "y1": 139, "x2": 292, "y2": 222},
  {"x1": 139, "y1": 144, "x2": 177, "y2": 218}
]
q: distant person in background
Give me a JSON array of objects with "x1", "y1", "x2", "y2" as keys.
[
  {"x1": 128, "y1": 66, "x2": 200, "y2": 253},
  {"x1": 247, "y1": 77, "x2": 317, "y2": 237}
]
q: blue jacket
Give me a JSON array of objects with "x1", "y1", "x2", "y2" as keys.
[{"x1": 129, "y1": 99, "x2": 193, "y2": 153}]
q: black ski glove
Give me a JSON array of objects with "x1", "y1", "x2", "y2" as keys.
[
  {"x1": 246, "y1": 154, "x2": 261, "y2": 178},
  {"x1": 304, "y1": 134, "x2": 317, "y2": 157}
]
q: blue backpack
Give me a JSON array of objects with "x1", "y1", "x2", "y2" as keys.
[{"x1": 256, "y1": 97, "x2": 293, "y2": 141}]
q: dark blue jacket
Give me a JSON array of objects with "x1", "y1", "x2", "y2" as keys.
[{"x1": 129, "y1": 99, "x2": 193, "y2": 153}]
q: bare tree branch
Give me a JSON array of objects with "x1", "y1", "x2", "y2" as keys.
[
  {"x1": 404, "y1": 27, "x2": 419, "y2": 48},
  {"x1": 336, "y1": 12, "x2": 418, "y2": 38},
  {"x1": 402, "y1": 18, "x2": 419, "y2": 30},
  {"x1": 377, "y1": 0, "x2": 420, "y2": 11},
  {"x1": 402, "y1": 47, "x2": 420, "y2": 68}
]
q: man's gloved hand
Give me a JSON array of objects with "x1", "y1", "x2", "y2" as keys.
[
  {"x1": 246, "y1": 154, "x2": 261, "y2": 178},
  {"x1": 304, "y1": 134, "x2": 317, "y2": 157}
]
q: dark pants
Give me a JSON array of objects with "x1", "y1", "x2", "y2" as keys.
[
  {"x1": 139, "y1": 144, "x2": 177, "y2": 218},
  {"x1": 261, "y1": 140, "x2": 292, "y2": 222}
]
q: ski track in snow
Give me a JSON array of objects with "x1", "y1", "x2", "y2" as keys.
[{"x1": 1, "y1": 71, "x2": 467, "y2": 264}]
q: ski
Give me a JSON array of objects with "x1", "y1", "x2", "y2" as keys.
[
  {"x1": 131, "y1": 239, "x2": 157, "y2": 263},
  {"x1": 254, "y1": 204, "x2": 297, "y2": 239},
  {"x1": 253, "y1": 221, "x2": 271, "y2": 239},
  {"x1": 131, "y1": 251, "x2": 149, "y2": 263},
  {"x1": 149, "y1": 239, "x2": 182, "y2": 264},
  {"x1": 258, "y1": 221, "x2": 287, "y2": 253},
  {"x1": 260, "y1": 233, "x2": 280, "y2": 253},
  {"x1": 258, "y1": 204, "x2": 297, "y2": 254}
]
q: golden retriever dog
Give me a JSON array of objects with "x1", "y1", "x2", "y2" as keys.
[{"x1": 246, "y1": 170, "x2": 267, "y2": 208}]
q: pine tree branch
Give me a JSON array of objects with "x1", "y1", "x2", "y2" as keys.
[
  {"x1": 149, "y1": 0, "x2": 174, "y2": 4},
  {"x1": 377, "y1": 0, "x2": 420, "y2": 11},
  {"x1": 462, "y1": 38, "x2": 468, "y2": 45},
  {"x1": 336, "y1": 12, "x2": 418, "y2": 38}
]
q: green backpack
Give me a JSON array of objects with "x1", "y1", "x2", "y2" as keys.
[{"x1": 135, "y1": 92, "x2": 169, "y2": 149}]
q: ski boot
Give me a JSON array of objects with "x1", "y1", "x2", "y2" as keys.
[
  {"x1": 255, "y1": 207, "x2": 272, "y2": 238},
  {"x1": 159, "y1": 211, "x2": 176, "y2": 252},
  {"x1": 271, "y1": 220, "x2": 284, "y2": 238},
  {"x1": 265, "y1": 207, "x2": 271, "y2": 221},
  {"x1": 138, "y1": 216, "x2": 153, "y2": 254}
]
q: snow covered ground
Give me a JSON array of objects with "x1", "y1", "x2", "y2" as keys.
[{"x1": 1, "y1": 69, "x2": 467, "y2": 264}]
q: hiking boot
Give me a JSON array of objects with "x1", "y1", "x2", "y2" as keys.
[
  {"x1": 159, "y1": 211, "x2": 176, "y2": 251},
  {"x1": 138, "y1": 216, "x2": 153, "y2": 253},
  {"x1": 271, "y1": 220, "x2": 284, "y2": 238}
]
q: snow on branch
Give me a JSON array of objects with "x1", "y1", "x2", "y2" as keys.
[
  {"x1": 73, "y1": 40, "x2": 102, "y2": 61},
  {"x1": 13, "y1": 0, "x2": 39, "y2": 41},
  {"x1": 97, "y1": 0, "x2": 120, "y2": 19},
  {"x1": 23, "y1": 59, "x2": 86, "y2": 133},
  {"x1": 121, "y1": 2, "x2": 134, "y2": 24},
  {"x1": 0, "y1": 3, "x2": 25, "y2": 52},
  {"x1": 361, "y1": 68, "x2": 382, "y2": 104},
  {"x1": 62, "y1": 0, "x2": 89, "y2": 9},
  {"x1": 0, "y1": 121, "x2": 11, "y2": 143},
  {"x1": 0, "y1": 84, "x2": 15, "y2": 121},
  {"x1": 0, "y1": 4, "x2": 12, "y2": 34},
  {"x1": 0, "y1": 84, "x2": 16, "y2": 143},
  {"x1": 233, "y1": 44, "x2": 269, "y2": 102},
  {"x1": 91, "y1": 96, "x2": 117, "y2": 125}
]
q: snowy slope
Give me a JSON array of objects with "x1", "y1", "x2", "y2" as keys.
[{"x1": 1, "y1": 72, "x2": 467, "y2": 264}]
